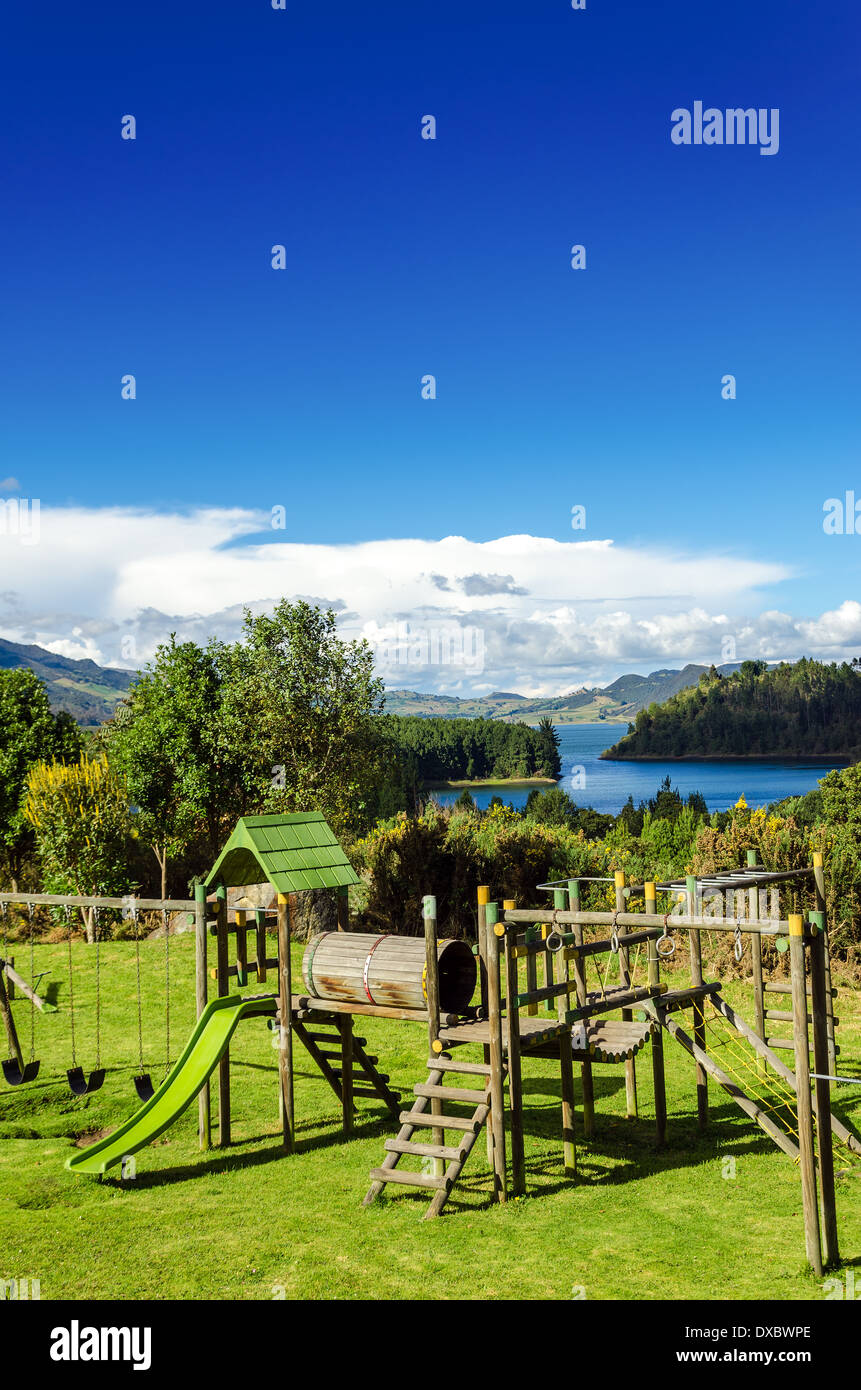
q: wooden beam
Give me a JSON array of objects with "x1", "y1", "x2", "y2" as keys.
[
  {"x1": 278, "y1": 893, "x2": 295, "y2": 1153},
  {"x1": 194, "y1": 884, "x2": 210, "y2": 1151},
  {"x1": 789, "y1": 916, "x2": 822, "y2": 1276}
]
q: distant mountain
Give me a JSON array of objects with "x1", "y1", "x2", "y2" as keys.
[
  {"x1": 383, "y1": 663, "x2": 745, "y2": 724},
  {"x1": 0, "y1": 634, "x2": 747, "y2": 733},
  {"x1": 0, "y1": 638, "x2": 134, "y2": 726}
]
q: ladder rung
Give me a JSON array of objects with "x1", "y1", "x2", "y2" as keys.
[
  {"x1": 352, "y1": 1086, "x2": 395, "y2": 1099},
  {"x1": 414, "y1": 1083, "x2": 487, "y2": 1104},
  {"x1": 334, "y1": 1070, "x2": 390, "y2": 1084},
  {"x1": 400, "y1": 1108, "x2": 487, "y2": 1132},
  {"x1": 385, "y1": 1138, "x2": 465, "y2": 1162},
  {"x1": 369, "y1": 1167, "x2": 448, "y2": 1190},
  {"x1": 430, "y1": 1058, "x2": 492, "y2": 1076}
]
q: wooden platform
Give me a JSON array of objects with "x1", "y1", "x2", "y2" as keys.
[
  {"x1": 437, "y1": 1015, "x2": 569, "y2": 1051},
  {"x1": 526, "y1": 1018, "x2": 655, "y2": 1063}
]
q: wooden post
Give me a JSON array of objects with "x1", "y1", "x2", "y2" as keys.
[
  {"x1": 0, "y1": 963, "x2": 23, "y2": 1075},
  {"x1": 255, "y1": 909, "x2": 267, "y2": 984},
  {"x1": 486, "y1": 903, "x2": 507, "y2": 1203},
  {"x1": 812, "y1": 852, "x2": 837, "y2": 1076},
  {"x1": 789, "y1": 914, "x2": 822, "y2": 1276},
  {"x1": 560, "y1": 1030, "x2": 577, "y2": 1178},
  {"x1": 645, "y1": 881, "x2": 667, "y2": 1147},
  {"x1": 747, "y1": 850, "x2": 766, "y2": 1071},
  {"x1": 616, "y1": 871, "x2": 638, "y2": 1118},
  {"x1": 503, "y1": 899, "x2": 524, "y2": 1195},
  {"x1": 215, "y1": 882, "x2": 231, "y2": 1147},
  {"x1": 423, "y1": 894, "x2": 444, "y2": 1174},
  {"x1": 687, "y1": 875, "x2": 708, "y2": 1131},
  {"x1": 339, "y1": 1015, "x2": 354, "y2": 1136},
  {"x1": 194, "y1": 884, "x2": 210, "y2": 1151},
  {"x1": 478, "y1": 885, "x2": 493, "y2": 1165},
  {"x1": 235, "y1": 910, "x2": 248, "y2": 986},
  {"x1": 277, "y1": 892, "x2": 295, "y2": 1153},
  {"x1": 568, "y1": 879, "x2": 594, "y2": 1140},
  {"x1": 5, "y1": 958, "x2": 13, "y2": 1000},
  {"x1": 336, "y1": 884, "x2": 350, "y2": 932},
  {"x1": 809, "y1": 911, "x2": 839, "y2": 1268}
]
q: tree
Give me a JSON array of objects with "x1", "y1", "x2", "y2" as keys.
[
  {"x1": 0, "y1": 668, "x2": 82, "y2": 887},
  {"x1": 102, "y1": 635, "x2": 244, "y2": 897},
  {"x1": 820, "y1": 763, "x2": 861, "y2": 829},
  {"x1": 23, "y1": 755, "x2": 137, "y2": 937},
  {"x1": 222, "y1": 600, "x2": 387, "y2": 837}
]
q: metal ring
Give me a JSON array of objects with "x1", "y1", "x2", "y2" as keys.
[{"x1": 734, "y1": 927, "x2": 744, "y2": 963}]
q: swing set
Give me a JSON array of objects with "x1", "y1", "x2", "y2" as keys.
[{"x1": 0, "y1": 890, "x2": 190, "y2": 1097}]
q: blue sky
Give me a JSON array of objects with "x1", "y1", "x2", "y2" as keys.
[{"x1": 1, "y1": 1, "x2": 859, "y2": 692}]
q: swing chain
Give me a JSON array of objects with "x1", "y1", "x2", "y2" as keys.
[
  {"x1": 27, "y1": 902, "x2": 36, "y2": 1062},
  {"x1": 162, "y1": 907, "x2": 170, "y2": 1075},
  {"x1": 93, "y1": 905, "x2": 101, "y2": 1069},
  {"x1": 132, "y1": 903, "x2": 145, "y2": 1074},
  {"x1": 65, "y1": 904, "x2": 76, "y2": 1067}
]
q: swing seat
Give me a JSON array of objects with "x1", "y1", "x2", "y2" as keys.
[
  {"x1": 133, "y1": 1073, "x2": 154, "y2": 1102},
  {"x1": 66, "y1": 1066, "x2": 105, "y2": 1097},
  {"x1": 2, "y1": 1058, "x2": 40, "y2": 1086}
]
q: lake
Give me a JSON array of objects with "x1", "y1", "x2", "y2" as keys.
[{"x1": 430, "y1": 723, "x2": 848, "y2": 815}]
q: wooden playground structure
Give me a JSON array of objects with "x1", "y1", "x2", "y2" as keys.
[{"x1": 2, "y1": 814, "x2": 858, "y2": 1276}]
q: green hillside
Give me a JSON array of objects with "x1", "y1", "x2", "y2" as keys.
[
  {"x1": 602, "y1": 658, "x2": 861, "y2": 761},
  {"x1": 0, "y1": 638, "x2": 133, "y2": 726}
]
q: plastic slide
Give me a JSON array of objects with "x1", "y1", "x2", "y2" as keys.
[{"x1": 65, "y1": 993, "x2": 277, "y2": 1176}]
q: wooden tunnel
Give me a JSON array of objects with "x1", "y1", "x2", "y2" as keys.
[{"x1": 302, "y1": 931, "x2": 476, "y2": 1014}]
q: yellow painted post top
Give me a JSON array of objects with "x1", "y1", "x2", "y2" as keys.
[
  {"x1": 277, "y1": 892, "x2": 288, "y2": 906},
  {"x1": 494, "y1": 922, "x2": 506, "y2": 937},
  {"x1": 788, "y1": 913, "x2": 804, "y2": 937},
  {"x1": 503, "y1": 898, "x2": 515, "y2": 911},
  {"x1": 812, "y1": 852, "x2": 823, "y2": 868},
  {"x1": 644, "y1": 880, "x2": 656, "y2": 899},
  {"x1": 235, "y1": 909, "x2": 246, "y2": 924},
  {"x1": 614, "y1": 870, "x2": 626, "y2": 888},
  {"x1": 477, "y1": 885, "x2": 490, "y2": 905}
]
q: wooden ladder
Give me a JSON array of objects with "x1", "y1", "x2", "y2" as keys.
[
  {"x1": 364, "y1": 1057, "x2": 495, "y2": 1219},
  {"x1": 292, "y1": 1015, "x2": 401, "y2": 1118}
]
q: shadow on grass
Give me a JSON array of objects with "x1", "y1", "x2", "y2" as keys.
[{"x1": 96, "y1": 1108, "x2": 397, "y2": 1191}]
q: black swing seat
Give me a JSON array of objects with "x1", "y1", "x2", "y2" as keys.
[
  {"x1": 66, "y1": 1066, "x2": 105, "y2": 1097},
  {"x1": 2, "y1": 1058, "x2": 40, "y2": 1086},
  {"x1": 133, "y1": 1073, "x2": 154, "y2": 1101}
]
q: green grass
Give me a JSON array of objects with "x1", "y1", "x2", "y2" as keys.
[{"x1": 1, "y1": 936, "x2": 859, "y2": 1300}]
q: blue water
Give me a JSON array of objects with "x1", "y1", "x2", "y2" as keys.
[{"x1": 431, "y1": 724, "x2": 847, "y2": 816}]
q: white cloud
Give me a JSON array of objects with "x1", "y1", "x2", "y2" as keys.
[{"x1": 0, "y1": 503, "x2": 854, "y2": 694}]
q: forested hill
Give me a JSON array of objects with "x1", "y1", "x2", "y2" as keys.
[
  {"x1": 382, "y1": 714, "x2": 561, "y2": 782},
  {"x1": 601, "y1": 659, "x2": 861, "y2": 761}
]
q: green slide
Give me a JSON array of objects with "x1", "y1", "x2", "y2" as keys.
[{"x1": 66, "y1": 993, "x2": 277, "y2": 1176}]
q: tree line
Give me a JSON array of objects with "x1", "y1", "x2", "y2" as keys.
[{"x1": 603, "y1": 658, "x2": 861, "y2": 760}]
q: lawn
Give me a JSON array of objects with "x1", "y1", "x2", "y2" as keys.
[{"x1": 1, "y1": 934, "x2": 859, "y2": 1301}]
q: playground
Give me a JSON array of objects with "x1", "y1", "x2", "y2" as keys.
[{"x1": 1, "y1": 815, "x2": 860, "y2": 1301}]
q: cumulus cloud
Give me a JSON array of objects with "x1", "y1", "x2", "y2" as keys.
[{"x1": 0, "y1": 503, "x2": 855, "y2": 694}]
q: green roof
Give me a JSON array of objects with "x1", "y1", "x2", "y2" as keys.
[{"x1": 204, "y1": 814, "x2": 359, "y2": 894}]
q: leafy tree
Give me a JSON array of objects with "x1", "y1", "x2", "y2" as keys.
[
  {"x1": 102, "y1": 636, "x2": 243, "y2": 896},
  {"x1": 820, "y1": 763, "x2": 861, "y2": 829},
  {"x1": 0, "y1": 668, "x2": 82, "y2": 887},
  {"x1": 222, "y1": 600, "x2": 387, "y2": 837},
  {"x1": 23, "y1": 755, "x2": 137, "y2": 937}
]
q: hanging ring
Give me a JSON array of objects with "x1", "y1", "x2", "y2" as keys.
[
  {"x1": 656, "y1": 912, "x2": 676, "y2": 959},
  {"x1": 734, "y1": 925, "x2": 744, "y2": 963},
  {"x1": 610, "y1": 913, "x2": 620, "y2": 953}
]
